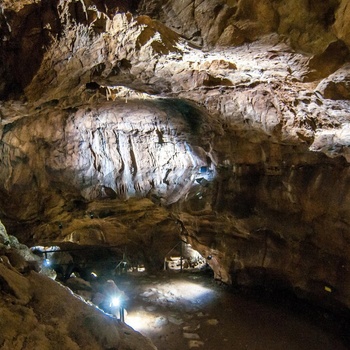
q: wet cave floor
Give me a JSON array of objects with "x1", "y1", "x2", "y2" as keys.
[{"x1": 114, "y1": 271, "x2": 350, "y2": 350}]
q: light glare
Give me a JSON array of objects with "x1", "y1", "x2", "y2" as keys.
[
  {"x1": 111, "y1": 296, "x2": 120, "y2": 307},
  {"x1": 126, "y1": 312, "x2": 156, "y2": 331},
  {"x1": 126, "y1": 279, "x2": 216, "y2": 333}
]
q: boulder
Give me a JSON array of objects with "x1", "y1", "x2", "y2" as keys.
[{"x1": 316, "y1": 64, "x2": 350, "y2": 100}]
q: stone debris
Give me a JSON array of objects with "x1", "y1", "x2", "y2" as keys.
[
  {"x1": 154, "y1": 316, "x2": 168, "y2": 328},
  {"x1": 188, "y1": 340, "x2": 205, "y2": 348},
  {"x1": 146, "y1": 305, "x2": 157, "y2": 312},
  {"x1": 183, "y1": 333, "x2": 201, "y2": 340},
  {"x1": 206, "y1": 318, "x2": 219, "y2": 325},
  {"x1": 140, "y1": 290, "x2": 155, "y2": 297},
  {"x1": 168, "y1": 315, "x2": 184, "y2": 325},
  {"x1": 183, "y1": 324, "x2": 200, "y2": 332}
]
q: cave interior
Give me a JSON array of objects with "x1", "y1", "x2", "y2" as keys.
[{"x1": 1, "y1": 0, "x2": 350, "y2": 349}]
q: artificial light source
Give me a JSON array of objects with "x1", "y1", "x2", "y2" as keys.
[
  {"x1": 43, "y1": 258, "x2": 51, "y2": 266},
  {"x1": 110, "y1": 296, "x2": 121, "y2": 307},
  {"x1": 109, "y1": 294, "x2": 126, "y2": 322}
]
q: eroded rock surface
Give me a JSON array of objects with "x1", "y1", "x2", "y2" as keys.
[
  {"x1": 1, "y1": 0, "x2": 350, "y2": 316},
  {"x1": 140, "y1": 0, "x2": 350, "y2": 54}
]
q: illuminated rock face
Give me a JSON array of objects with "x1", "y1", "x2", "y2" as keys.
[
  {"x1": 0, "y1": 99, "x2": 213, "y2": 216},
  {"x1": 1, "y1": 0, "x2": 350, "y2": 312}
]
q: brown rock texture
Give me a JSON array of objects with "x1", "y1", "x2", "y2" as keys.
[
  {"x1": 140, "y1": 0, "x2": 347, "y2": 53},
  {"x1": 1, "y1": 0, "x2": 350, "y2": 315}
]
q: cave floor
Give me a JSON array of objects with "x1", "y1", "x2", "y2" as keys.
[{"x1": 114, "y1": 271, "x2": 349, "y2": 350}]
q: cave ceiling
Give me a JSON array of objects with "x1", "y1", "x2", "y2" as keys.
[{"x1": 1, "y1": 0, "x2": 350, "y2": 310}]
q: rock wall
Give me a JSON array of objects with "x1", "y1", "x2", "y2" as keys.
[
  {"x1": 1, "y1": 0, "x2": 350, "y2": 313},
  {"x1": 139, "y1": 0, "x2": 350, "y2": 53}
]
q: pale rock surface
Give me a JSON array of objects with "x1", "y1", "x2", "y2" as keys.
[
  {"x1": 0, "y1": 0, "x2": 41, "y2": 12},
  {"x1": 0, "y1": 220, "x2": 9, "y2": 243},
  {"x1": 316, "y1": 63, "x2": 350, "y2": 100}
]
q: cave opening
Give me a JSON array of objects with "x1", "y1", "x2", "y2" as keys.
[{"x1": 31, "y1": 241, "x2": 212, "y2": 281}]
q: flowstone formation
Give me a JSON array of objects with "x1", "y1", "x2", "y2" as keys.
[{"x1": 1, "y1": 0, "x2": 350, "y2": 317}]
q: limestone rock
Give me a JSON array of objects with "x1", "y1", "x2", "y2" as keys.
[
  {"x1": 0, "y1": 261, "x2": 31, "y2": 304},
  {"x1": 316, "y1": 64, "x2": 350, "y2": 100},
  {"x1": 139, "y1": 0, "x2": 347, "y2": 53},
  {"x1": 216, "y1": 24, "x2": 247, "y2": 47},
  {"x1": 304, "y1": 40, "x2": 350, "y2": 82},
  {"x1": 333, "y1": 0, "x2": 350, "y2": 47},
  {"x1": 0, "y1": 220, "x2": 9, "y2": 244},
  {"x1": 4, "y1": 249, "x2": 39, "y2": 273},
  {"x1": 63, "y1": 277, "x2": 91, "y2": 295},
  {"x1": 0, "y1": 220, "x2": 40, "y2": 273}
]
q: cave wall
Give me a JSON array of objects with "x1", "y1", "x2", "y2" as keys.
[
  {"x1": 177, "y1": 135, "x2": 350, "y2": 309},
  {"x1": 138, "y1": 0, "x2": 350, "y2": 53},
  {"x1": 1, "y1": 0, "x2": 350, "y2": 312}
]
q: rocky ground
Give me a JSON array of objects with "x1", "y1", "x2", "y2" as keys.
[{"x1": 113, "y1": 271, "x2": 350, "y2": 350}]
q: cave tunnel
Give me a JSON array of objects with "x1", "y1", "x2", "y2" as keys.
[{"x1": 1, "y1": 0, "x2": 350, "y2": 349}]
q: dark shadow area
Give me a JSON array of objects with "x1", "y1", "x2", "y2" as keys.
[{"x1": 229, "y1": 282, "x2": 350, "y2": 349}]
